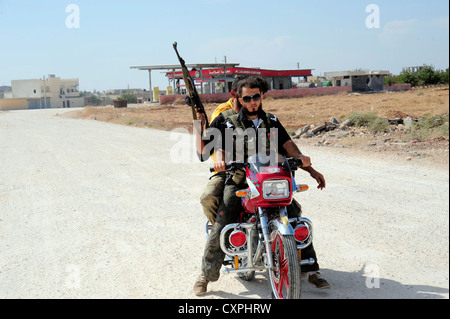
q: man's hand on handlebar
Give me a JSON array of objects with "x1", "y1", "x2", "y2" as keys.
[
  {"x1": 213, "y1": 161, "x2": 226, "y2": 173},
  {"x1": 298, "y1": 155, "x2": 311, "y2": 168}
]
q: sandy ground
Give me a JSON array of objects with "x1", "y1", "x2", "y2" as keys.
[{"x1": 0, "y1": 107, "x2": 448, "y2": 299}]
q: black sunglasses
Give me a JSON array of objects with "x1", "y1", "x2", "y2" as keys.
[{"x1": 241, "y1": 94, "x2": 262, "y2": 103}]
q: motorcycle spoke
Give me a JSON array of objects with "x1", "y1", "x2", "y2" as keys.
[
  {"x1": 280, "y1": 257, "x2": 290, "y2": 289},
  {"x1": 277, "y1": 278, "x2": 284, "y2": 296}
]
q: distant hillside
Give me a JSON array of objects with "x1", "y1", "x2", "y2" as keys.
[{"x1": 0, "y1": 86, "x2": 12, "y2": 92}]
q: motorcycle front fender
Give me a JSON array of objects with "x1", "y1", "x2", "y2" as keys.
[{"x1": 269, "y1": 217, "x2": 295, "y2": 236}]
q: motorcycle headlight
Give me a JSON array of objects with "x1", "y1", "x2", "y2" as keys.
[{"x1": 263, "y1": 179, "x2": 290, "y2": 200}]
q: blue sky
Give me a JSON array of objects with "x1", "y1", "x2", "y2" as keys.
[{"x1": 0, "y1": 0, "x2": 448, "y2": 91}]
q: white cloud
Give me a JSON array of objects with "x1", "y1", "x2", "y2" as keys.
[
  {"x1": 378, "y1": 19, "x2": 418, "y2": 45},
  {"x1": 374, "y1": 17, "x2": 449, "y2": 73}
]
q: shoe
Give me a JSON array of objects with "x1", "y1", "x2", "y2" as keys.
[
  {"x1": 308, "y1": 272, "x2": 330, "y2": 289},
  {"x1": 193, "y1": 275, "x2": 209, "y2": 296}
]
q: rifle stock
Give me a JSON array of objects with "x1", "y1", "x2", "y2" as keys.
[{"x1": 173, "y1": 42, "x2": 209, "y2": 128}]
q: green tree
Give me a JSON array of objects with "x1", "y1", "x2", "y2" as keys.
[
  {"x1": 439, "y1": 68, "x2": 449, "y2": 84},
  {"x1": 384, "y1": 66, "x2": 449, "y2": 87},
  {"x1": 384, "y1": 75, "x2": 398, "y2": 85},
  {"x1": 87, "y1": 94, "x2": 102, "y2": 106},
  {"x1": 418, "y1": 66, "x2": 439, "y2": 85},
  {"x1": 397, "y1": 70, "x2": 419, "y2": 86},
  {"x1": 118, "y1": 92, "x2": 137, "y2": 104}
]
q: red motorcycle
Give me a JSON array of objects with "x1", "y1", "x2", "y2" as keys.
[{"x1": 207, "y1": 153, "x2": 315, "y2": 299}]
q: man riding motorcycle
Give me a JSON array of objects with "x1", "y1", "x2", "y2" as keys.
[{"x1": 194, "y1": 76, "x2": 330, "y2": 296}]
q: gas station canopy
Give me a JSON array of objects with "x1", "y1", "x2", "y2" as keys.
[{"x1": 130, "y1": 63, "x2": 312, "y2": 101}]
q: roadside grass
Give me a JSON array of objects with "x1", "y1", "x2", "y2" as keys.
[
  {"x1": 345, "y1": 112, "x2": 449, "y2": 142},
  {"x1": 410, "y1": 114, "x2": 449, "y2": 141},
  {"x1": 347, "y1": 112, "x2": 390, "y2": 133}
]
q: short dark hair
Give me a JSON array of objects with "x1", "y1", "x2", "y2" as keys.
[
  {"x1": 238, "y1": 76, "x2": 270, "y2": 96},
  {"x1": 231, "y1": 76, "x2": 248, "y2": 92}
]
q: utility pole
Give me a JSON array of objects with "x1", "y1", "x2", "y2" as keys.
[
  {"x1": 43, "y1": 75, "x2": 47, "y2": 109},
  {"x1": 223, "y1": 56, "x2": 228, "y2": 92}
]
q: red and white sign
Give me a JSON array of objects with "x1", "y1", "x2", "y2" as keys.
[{"x1": 166, "y1": 67, "x2": 312, "y2": 79}]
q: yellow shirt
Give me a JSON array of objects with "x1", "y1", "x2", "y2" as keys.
[
  {"x1": 210, "y1": 98, "x2": 235, "y2": 124},
  {"x1": 209, "y1": 97, "x2": 235, "y2": 163}
]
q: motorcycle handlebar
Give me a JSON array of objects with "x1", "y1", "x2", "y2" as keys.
[
  {"x1": 209, "y1": 157, "x2": 304, "y2": 173},
  {"x1": 287, "y1": 157, "x2": 304, "y2": 170},
  {"x1": 209, "y1": 163, "x2": 248, "y2": 173}
]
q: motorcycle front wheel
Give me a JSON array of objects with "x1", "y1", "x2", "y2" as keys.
[{"x1": 268, "y1": 233, "x2": 302, "y2": 299}]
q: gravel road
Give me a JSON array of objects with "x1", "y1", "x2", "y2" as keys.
[{"x1": 0, "y1": 108, "x2": 448, "y2": 299}]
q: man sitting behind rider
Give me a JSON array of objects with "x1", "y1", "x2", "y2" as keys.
[
  {"x1": 194, "y1": 76, "x2": 329, "y2": 296},
  {"x1": 195, "y1": 76, "x2": 247, "y2": 225}
]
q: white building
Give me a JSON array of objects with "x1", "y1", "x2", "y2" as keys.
[
  {"x1": 0, "y1": 75, "x2": 85, "y2": 110},
  {"x1": 324, "y1": 70, "x2": 391, "y2": 92}
]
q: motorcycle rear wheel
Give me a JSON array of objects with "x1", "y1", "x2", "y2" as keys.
[{"x1": 268, "y1": 233, "x2": 302, "y2": 299}]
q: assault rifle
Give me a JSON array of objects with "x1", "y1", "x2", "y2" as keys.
[{"x1": 173, "y1": 42, "x2": 209, "y2": 129}]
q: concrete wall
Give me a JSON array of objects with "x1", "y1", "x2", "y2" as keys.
[
  {"x1": 0, "y1": 98, "x2": 53, "y2": 110},
  {"x1": 159, "y1": 86, "x2": 353, "y2": 105},
  {"x1": 384, "y1": 84, "x2": 412, "y2": 91},
  {"x1": 158, "y1": 84, "x2": 412, "y2": 106},
  {"x1": 351, "y1": 76, "x2": 368, "y2": 92},
  {"x1": 11, "y1": 79, "x2": 42, "y2": 99},
  {"x1": 330, "y1": 77, "x2": 352, "y2": 87},
  {"x1": 0, "y1": 98, "x2": 31, "y2": 110},
  {"x1": 272, "y1": 77, "x2": 292, "y2": 90},
  {"x1": 351, "y1": 75, "x2": 385, "y2": 92},
  {"x1": 0, "y1": 96, "x2": 85, "y2": 110},
  {"x1": 368, "y1": 75, "x2": 385, "y2": 91},
  {"x1": 61, "y1": 97, "x2": 85, "y2": 108},
  {"x1": 266, "y1": 86, "x2": 352, "y2": 98}
]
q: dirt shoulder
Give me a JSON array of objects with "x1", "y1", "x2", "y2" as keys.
[{"x1": 63, "y1": 86, "x2": 449, "y2": 169}]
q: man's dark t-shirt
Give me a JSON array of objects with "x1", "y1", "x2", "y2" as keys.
[{"x1": 204, "y1": 108, "x2": 292, "y2": 161}]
